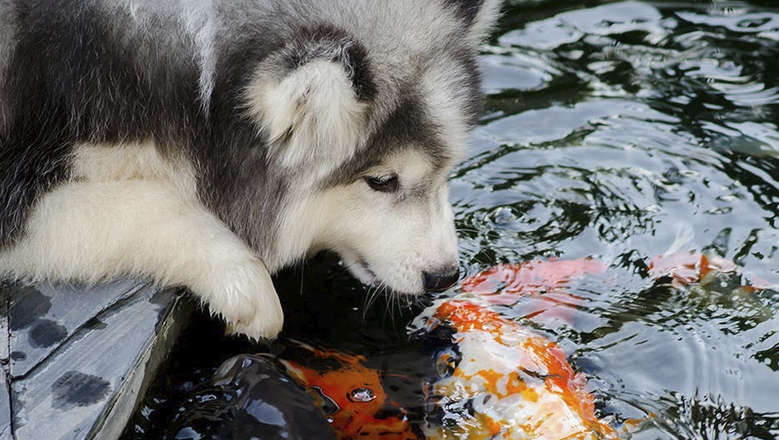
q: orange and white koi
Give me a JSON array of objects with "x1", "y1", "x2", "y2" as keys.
[{"x1": 411, "y1": 259, "x2": 616, "y2": 440}]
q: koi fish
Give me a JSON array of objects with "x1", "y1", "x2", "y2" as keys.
[
  {"x1": 279, "y1": 341, "x2": 417, "y2": 440},
  {"x1": 183, "y1": 254, "x2": 763, "y2": 440},
  {"x1": 269, "y1": 259, "x2": 616, "y2": 440},
  {"x1": 411, "y1": 261, "x2": 617, "y2": 440},
  {"x1": 648, "y1": 252, "x2": 773, "y2": 291},
  {"x1": 412, "y1": 253, "x2": 770, "y2": 439},
  {"x1": 170, "y1": 256, "x2": 765, "y2": 440}
]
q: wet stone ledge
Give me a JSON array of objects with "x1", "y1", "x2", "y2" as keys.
[{"x1": 0, "y1": 280, "x2": 193, "y2": 440}]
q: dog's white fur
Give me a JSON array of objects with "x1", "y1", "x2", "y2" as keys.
[{"x1": 0, "y1": 143, "x2": 283, "y2": 336}]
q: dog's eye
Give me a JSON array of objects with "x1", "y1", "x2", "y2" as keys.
[{"x1": 365, "y1": 174, "x2": 399, "y2": 193}]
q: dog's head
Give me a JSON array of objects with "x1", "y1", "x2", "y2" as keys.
[{"x1": 244, "y1": 0, "x2": 503, "y2": 295}]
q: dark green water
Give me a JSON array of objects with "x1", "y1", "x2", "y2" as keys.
[{"x1": 125, "y1": 1, "x2": 779, "y2": 438}]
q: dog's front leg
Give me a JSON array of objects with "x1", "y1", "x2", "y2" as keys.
[{"x1": 0, "y1": 179, "x2": 283, "y2": 340}]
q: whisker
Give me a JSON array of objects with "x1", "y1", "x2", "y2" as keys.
[
  {"x1": 381, "y1": 281, "x2": 393, "y2": 328},
  {"x1": 337, "y1": 262, "x2": 353, "y2": 278},
  {"x1": 388, "y1": 288, "x2": 400, "y2": 331},
  {"x1": 299, "y1": 262, "x2": 306, "y2": 296},
  {"x1": 362, "y1": 286, "x2": 372, "y2": 323},
  {"x1": 363, "y1": 284, "x2": 383, "y2": 322}
]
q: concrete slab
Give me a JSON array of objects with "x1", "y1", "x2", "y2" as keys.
[
  {"x1": 0, "y1": 281, "x2": 192, "y2": 440},
  {"x1": 7, "y1": 280, "x2": 144, "y2": 378},
  {"x1": 0, "y1": 369, "x2": 11, "y2": 440}
]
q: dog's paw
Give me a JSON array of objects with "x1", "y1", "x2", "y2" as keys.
[
  {"x1": 194, "y1": 257, "x2": 284, "y2": 341},
  {"x1": 225, "y1": 311, "x2": 284, "y2": 342}
]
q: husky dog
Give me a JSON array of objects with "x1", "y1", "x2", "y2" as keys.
[{"x1": 0, "y1": 0, "x2": 502, "y2": 339}]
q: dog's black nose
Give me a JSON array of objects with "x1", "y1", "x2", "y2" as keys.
[{"x1": 423, "y1": 266, "x2": 460, "y2": 291}]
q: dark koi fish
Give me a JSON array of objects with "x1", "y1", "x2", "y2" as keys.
[{"x1": 167, "y1": 353, "x2": 337, "y2": 440}]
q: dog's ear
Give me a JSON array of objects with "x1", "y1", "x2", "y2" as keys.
[
  {"x1": 245, "y1": 26, "x2": 375, "y2": 175},
  {"x1": 445, "y1": 0, "x2": 504, "y2": 44}
]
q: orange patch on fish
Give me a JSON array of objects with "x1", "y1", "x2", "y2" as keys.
[{"x1": 280, "y1": 343, "x2": 415, "y2": 440}]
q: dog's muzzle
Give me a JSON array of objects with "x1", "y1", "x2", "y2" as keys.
[{"x1": 423, "y1": 266, "x2": 460, "y2": 291}]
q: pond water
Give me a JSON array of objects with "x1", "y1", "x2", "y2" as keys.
[{"x1": 123, "y1": 1, "x2": 779, "y2": 438}]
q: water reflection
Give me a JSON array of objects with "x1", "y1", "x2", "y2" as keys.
[{"x1": 468, "y1": 1, "x2": 779, "y2": 436}]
